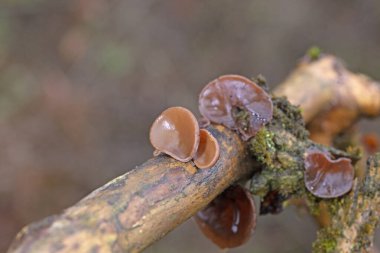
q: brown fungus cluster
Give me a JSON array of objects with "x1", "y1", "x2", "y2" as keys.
[
  {"x1": 304, "y1": 150, "x2": 354, "y2": 198},
  {"x1": 149, "y1": 74, "x2": 273, "y2": 247},
  {"x1": 149, "y1": 75, "x2": 273, "y2": 165},
  {"x1": 150, "y1": 106, "x2": 220, "y2": 168},
  {"x1": 199, "y1": 75, "x2": 273, "y2": 140},
  {"x1": 194, "y1": 185, "x2": 257, "y2": 249}
]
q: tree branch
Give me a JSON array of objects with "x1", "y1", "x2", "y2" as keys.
[
  {"x1": 7, "y1": 95, "x2": 352, "y2": 253},
  {"x1": 313, "y1": 154, "x2": 380, "y2": 253},
  {"x1": 7, "y1": 53, "x2": 380, "y2": 253},
  {"x1": 274, "y1": 54, "x2": 380, "y2": 145},
  {"x1": 7, "y1": 126, "x2": 254, "y2": 253}
]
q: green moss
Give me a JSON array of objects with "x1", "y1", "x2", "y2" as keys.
[
  {"x1": 248, "y1": 96, "x2": 307, "y2": 197},
  {"x1": 252, "y1": 74, "x2": 269, "y2": 92},
  {"x1": 271, "y1": 97, "x2": 308, "y2": 141},
  {"x1": 277, "y1": 151, "x2": 298, "y2": 168},
  {"x1": 313, "y1": 227, "x2": 340, "y2": 253},
  {"x1": 326, "y1": 197, "x2": 346, "y2": 217},
  {"x1": 249, "y1": 127, "x2": 276, "y2": 167},
  {"x1": 304, "y1": 188, "x2": 349, "y2": 221},
  {"x1": 249, "y1": 97, "x2": 307, "y2": 165},
  {"x1": 250, "y1": 161, "x2": 304, "y2": 197},
  {"x1": 250, "y1": 175, "x2": 269, "y2": 197},
  {"x1": 305, "y1": 195, "x2": 348, "y2": 219},
  {"x1": 307, "y1": 46, "x2": 322, "y2": 61},
  {"x1": 277, "y1": 171, "x2": 304, "y2": 195},
  {"x1": 247, "y1": 94, "x2": 379, "y2": 252},
  {"x1": 231, "y1": 107, "x2": 250, "y2": 132}
]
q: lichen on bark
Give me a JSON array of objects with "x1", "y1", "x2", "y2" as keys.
[
  {"x1": 246, "y1": 92, "x2": 379, "y2": 253},
  {"x1": 7, "y1": 53, "x2": 380, "y2": 253},
  {"x1": 313, "y1": 154, "x2": 380, "y2": 253},
  {"x1": 249, "y1": 97, "x2": 328, "y2": 198}
]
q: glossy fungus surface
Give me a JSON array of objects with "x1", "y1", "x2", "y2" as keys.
[
  {"x1": 149, "y1": 107, "x2": 199, "y2": 162},
  {"x1": 199, "y1": 75, "x2": 273, "y2": 140},
  {"x1": 304, "y1": 150, "x2": 354, "y2": 198},
  {"x1": 194, "y1": 129, "x2": 220, "y2": 169},
  {"x1": 194, "y1": 185, "x2": 256, "y2": 249}
]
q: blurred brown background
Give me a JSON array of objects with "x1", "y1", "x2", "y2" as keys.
[{"x1": 0, "y1": 0, "x2": 379, "y2": 252}]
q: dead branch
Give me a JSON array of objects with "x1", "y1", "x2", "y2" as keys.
[
  {"x1": 7, "y1": 126, "x2": 254, "y2": 253},
  {"x1": 313, "y1": 154, "x2": 380, "y2": 253},
  {"x1": 275, "y1": 54, "x2": 380, "y2": 252},
  {"x1": 7, "y1": 54, "x2": 380, "y2": 253},
  {"x1": 274, "y1": 54, "x2": 380, "y2": 145}
]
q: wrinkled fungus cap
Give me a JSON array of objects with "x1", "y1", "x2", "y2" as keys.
[
  {"x1": 149, "y1": 107, "x2": 199, "y2": 162},
  {"x1": 199, "y1": 75, "x2": 273, "y2": 140},
  {"x1": 194, "y1": 185, "x2": 257, "y2": 249},
  {"x1": 304, "y1": 150, "x2": 354, "y2": 198},
  {"x1": 194, "y1": 129, "x2": 220, "y2": 169}
]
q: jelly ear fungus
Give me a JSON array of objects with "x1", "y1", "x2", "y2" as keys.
[
  {"x1": 194, "y1": 129, "x2": 220, "y2": 169},
  {"x1": 194, "y1": 185, "x2": 257, "y2": 249},
  {"x1": 149, "y1": 107, "x2": 199, "y2": 162},
  {"x1": 304, "y1": 150, "x2": 355, "y2": 198},
  {"x1": 199, "y1": 75, "x2": 273, "y2": 140}
]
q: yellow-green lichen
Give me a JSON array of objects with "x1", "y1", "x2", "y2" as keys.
[
  {"x1": 248, "y1": 96, "x2": 307, "y2": 197},
  {"x1": 307, "y1": 46, "x2": 322, "y2": 61},
  {"x1": 271, "y1": 96, "x2": 308, "y2": 141},
  {"x1": 312, "y1": 227, "x2": 340, "y2": 253},
  {"x1": 249, "y1": 127, "x2": 276, "y2": 167}
]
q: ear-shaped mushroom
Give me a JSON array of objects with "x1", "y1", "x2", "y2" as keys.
[
  {"x1": 194, "y1": 129, "x2": 220, "y2": 169},
  {"x1": 304, "y1": 150, "x2": 354, "y2": 198},
  {"x1": 194, "y1": 185, "x2": 256, "y2": 249},
  {"x1": 149, "y1": 107, "x2": 199, "y2": 162},
  {"x1": 199, "y1": 75, "x2": 273, "y2": 140}
]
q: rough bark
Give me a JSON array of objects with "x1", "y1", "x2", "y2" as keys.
[
  {"x1": 8, "y1": 125, "x2": 254, "y2": 253},
  {"x1": 275, "y1": 53, "x2": 380, "y2": 253},
  {"x1": 7, "y1": 96, "x2": 354, "y2": 253},
  {"x1": 313, "y1": 154, "x2": 380, "y2": 253},
  {"x1": 7, "y1": 53, "x2": 380, "y2": 253}
]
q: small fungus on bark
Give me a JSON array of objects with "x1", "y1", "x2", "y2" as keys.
[
  {"x1": 194, "y1": 185, "x2": 257, "y2": 249},
  {"x1": 194, "y1": 129, "x2": 220, "y2": 169},
  {"x1": 304, "y1": 150, "x2": 355, "y2": 198},
  {"x1": 149, "y1": 106, "x2": 199, "y2": 162},
  {"x1": 198, "y1": 74, "x2": 273, "y2": 140}
]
